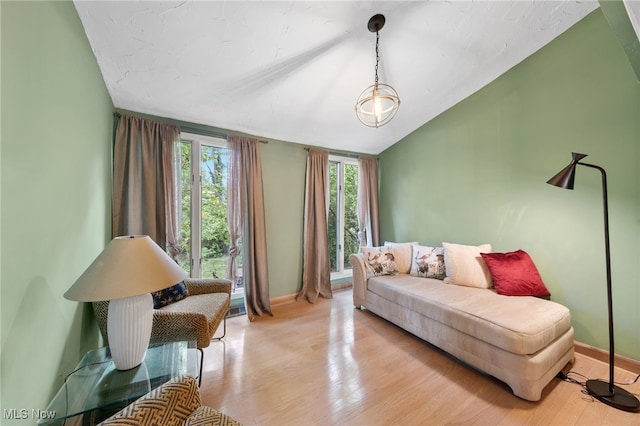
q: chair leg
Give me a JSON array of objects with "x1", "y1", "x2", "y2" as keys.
[
  {"x1": 197, "y1": 347, "x2": 204, "y2": 386},
  {"x1": 212, "y1": 311, "x2": 227, "y2": 341},
  {"x1": 199, "y1": 309, "x2": 229, "y2": 385}
]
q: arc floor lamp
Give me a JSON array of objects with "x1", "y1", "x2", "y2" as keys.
[{"x1": 547, "y1": 152, "x2": 639, "y2": 412}]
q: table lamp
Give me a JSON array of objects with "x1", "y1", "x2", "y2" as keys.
[
  {"x1": 547, "y1": 152, "x2": 640, "y2": 412},
  {"x1": 65, "y1": 235, "x2": 187, "y2": 370}
]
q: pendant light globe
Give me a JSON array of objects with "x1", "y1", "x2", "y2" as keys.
[{"x1": 355, "y1": 83, "x2": 400, "y2": 128}]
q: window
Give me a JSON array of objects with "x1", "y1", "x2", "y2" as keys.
[
  {"x1": 175, "y1": 133, "x2": 243, "y2": 298},
  {"x1": 328, "y1": 156, "x2": 359, "y2": 278}
]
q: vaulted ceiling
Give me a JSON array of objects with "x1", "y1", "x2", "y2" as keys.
[{"x1": 74, "y1": 1, "x2": 602, "y2": 155}]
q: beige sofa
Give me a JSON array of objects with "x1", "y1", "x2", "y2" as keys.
[{"x1": 350, "y1": 243, "x2": 575, "y2": 402}]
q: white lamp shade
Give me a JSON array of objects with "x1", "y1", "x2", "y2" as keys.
[{"x1": 64, "y1": 235, "x2": 187, "y2": 302}]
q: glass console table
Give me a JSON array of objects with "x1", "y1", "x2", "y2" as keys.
[{"x1": 39, "y1": 341, "x2": 198, "y2": 425}]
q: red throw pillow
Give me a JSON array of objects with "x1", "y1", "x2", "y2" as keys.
[{"x1": 479, "y1": 250, "x2": 550, "y2": 297}]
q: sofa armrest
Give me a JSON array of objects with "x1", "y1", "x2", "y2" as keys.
[
  {"x1": 185, "y1": 278, "x2": 232, "y2": 296},
  {"x1": 349, "y1": 253, "x2": 368, "y2": 309},
  {"x1": 98, "y1": 375, "x2": 201, "y2": 426}
]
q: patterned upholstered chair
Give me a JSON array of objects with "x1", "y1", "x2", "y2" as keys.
[
  {"x1": 98, "y1": 375, "x2": 241, "y2": 426},
  {"x1": 93, "y1": 278, "x2": 232, "y2": 384}
]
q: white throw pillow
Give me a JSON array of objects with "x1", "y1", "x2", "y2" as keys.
[
  {"x1": 384, "y1": 241, "x2": 418, "y2": 274},
  {"x1": 443, "y1": 242, "x2": 493, "y2": 288},
  {"x1": 361, "y1": 246, "x2": 398, "y2": 276},
  {"x1": 410, "y1": 245, "x2": 446, "y2": 279}
]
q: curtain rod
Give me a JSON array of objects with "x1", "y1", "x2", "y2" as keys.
[
  {"x1": 114, "y1": 112, "x2": 267, "y2": 144},
  {"x1": 180, "y1": 126, "x2": 269, "y2": 144},
  {"x1": 304, "y1": 147, "x2": 367, "y2": 159}
]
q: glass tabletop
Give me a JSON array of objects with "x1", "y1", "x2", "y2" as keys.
[{"x1": 39, "y1": 341, "x2": 198, "y2": 425}]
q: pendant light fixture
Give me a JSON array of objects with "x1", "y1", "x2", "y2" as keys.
[{"x1": 355, "y1": 14, "x2": 400, "y2": 128}]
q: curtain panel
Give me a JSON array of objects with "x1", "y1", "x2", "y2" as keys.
[
  {"x1": 357, "y1": 156, "x2": 380, "y2": 248},
  {"x1": 227, "y1": 135, "x2": 272, "y2": 320},
  {"x1": 112, "y1": 115, "x2": 181, "y2": 254},
  {"x1": 297, "y1": 148, "x2": 332, "y2": 303}
]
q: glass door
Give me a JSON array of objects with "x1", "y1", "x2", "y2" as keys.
[{"x1": 175, "y1": 134, "x2": 243, "y2": 299}]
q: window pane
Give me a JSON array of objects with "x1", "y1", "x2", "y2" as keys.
[
  {"x1": 201, "y1": 145, "x2": 229, "y2": 279},
  {"x1": 328, "y1": 161, "x2": 338, "y2": 272},
  {"x1": 176, "y1": 141, "x2": 192, "y2": 275},
  {"x1": 343, "y1": 163, "x2": 359, "y2": 268}
]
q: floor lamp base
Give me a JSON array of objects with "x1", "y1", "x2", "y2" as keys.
[{"x1": 586, "y1": 379, "x2": 640, "y2": 412}]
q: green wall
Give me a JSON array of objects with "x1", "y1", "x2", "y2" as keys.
[
  {"x1": 1, "y1": 1, "x2": 113, "y2": 421},
  {"x1": 260, "y1": 139, "x2": 307, "y2": 298},
  {"x1": 379, "y1": 9, "x2": 640, "y2": 360}
]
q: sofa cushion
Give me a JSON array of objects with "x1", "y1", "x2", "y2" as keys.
[
  {"x1": 480, "y1": 250, "x2": 551, "y2": 297},
  {"x1": 443, "y1": 242, "x2": 493, "y2": 289},
  {"x1": 153, "y1": 293, "x2": 229, "y2": 347},
  {"x1": 366, "y1": 275, "x2": 571, "y2": 355},
  {"x1": 152, "y1": 281, "x2": 189, "y2": 309},
  {"x1": 409, "y1": 245, "x2": 445, "y2": 279},
  {"x1": 384, "y1": 241, "x2": 417, "y2": 274},
  {"x1": 158, "y1": 292, "x2": 228, "y2": 321},
  {"x1": 361, "y1": 246, "x2": 398, "y2": 276}
]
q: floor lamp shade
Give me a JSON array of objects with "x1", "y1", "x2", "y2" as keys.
[
  {"x1": 65, "y1": 235, "x2": 187, "y2": 370},
  {"x1": 547, "y1": 153, "x2": 639, "y2": 412},
  {"x1": 546, "y1": 152, "x2": 587, "y2": 190}
]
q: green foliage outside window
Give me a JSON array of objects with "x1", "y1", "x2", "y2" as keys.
[
  {"x1": 328, "y1": 161, "x2": 359, "y2": 272},
  {"x1": 343, "y1": 163, "x2": 360, "y2": 266},
  {"x1": 175, "y1": 142, "x2": 192, "y2": 273},
  {"x1": 200, "y1": 145, "x2": 229, "y2": 264},
  {"x1": 177, "y1": 142, "x2": 230, "y2": 279}
]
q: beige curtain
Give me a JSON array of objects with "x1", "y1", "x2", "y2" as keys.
[
  {"x1": 357, "y1": 156, "x2": 380, "y2": 247},
  {"x1": 297, "y1": 149, "x2": 332, "y2": 303},
  {"x1": 227, "y1": 140, "x2": 242, "y2": 286},
  {"x1": 112, "y1": 115, "x2": 181, "y2": 252},
  {"x1": 227, "y1": 135, "x2": 272, "y2": 320}
]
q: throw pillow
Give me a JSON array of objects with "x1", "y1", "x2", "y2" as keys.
[
  {"x1": 410, "y1": 245, "x2": 446, "y2": 279},
  {"x1": 384, "y1": 241, "x2": 418, "y2": 274},
  {"x1": 361, "y1": 246, "x2": 398, "y2": 276},
  {"x1": 443, "y1": 242, "x2": 493, "y2": 288},
  {"x1": 480, "y1": 250, "x2": 551, "y2": 297},
  {"x1": 152, "y1": 281, "x2": 189, "y2": 309}
]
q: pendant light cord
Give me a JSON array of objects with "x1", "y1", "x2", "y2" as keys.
[{"x1": 374, "y1": 31, "x2": 380, "y2": 88}]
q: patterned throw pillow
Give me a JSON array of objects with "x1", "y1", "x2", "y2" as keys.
[
  {"x1": 384, "y1": 241, "x2": 418, "y2": 274},
  {"x1": 152, "y1": 281, "x2": 189, "y2": 309},
  {"x1": 361, "y1": 246, "x2": 398, "y2": 276},
  {"x1": 410, "y1": 245, "x2": 446, "y2": 279}
]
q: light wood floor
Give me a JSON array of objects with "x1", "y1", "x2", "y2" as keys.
[{"x1": 199, "y1": 289, "x2": 640, "y2": 425}]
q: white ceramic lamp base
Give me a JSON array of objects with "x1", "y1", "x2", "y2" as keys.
[{"x1": 107, "y1": 293, "x2": 154, "y2": 370}]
